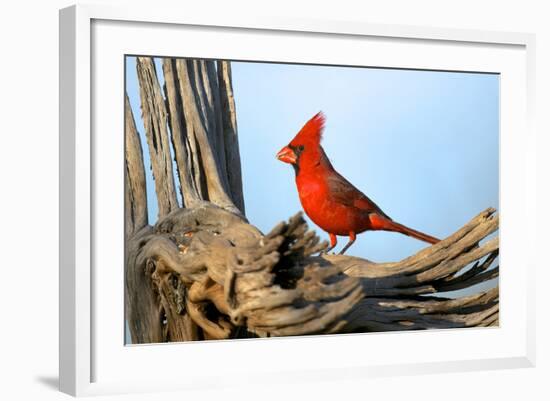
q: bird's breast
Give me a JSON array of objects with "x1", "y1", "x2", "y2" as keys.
[{"x1": 295, "y1": 172, "x2": 370, "y2": 235}]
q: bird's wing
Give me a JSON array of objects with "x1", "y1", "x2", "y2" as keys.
[{"x1": 326, "y1": 172, "x2": 391, "y2": 219}]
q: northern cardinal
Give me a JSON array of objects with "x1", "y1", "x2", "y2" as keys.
[{"x1": 276, "y1": 112, "x2": 440, "y2": 255}]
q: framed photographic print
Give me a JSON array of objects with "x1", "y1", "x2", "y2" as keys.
[{"x1": 59, "y1": 4, "x2": 536, "y2": 397}]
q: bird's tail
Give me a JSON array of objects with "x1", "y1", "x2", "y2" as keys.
[{"x1": 370, "y1": 214, "x2": 440, "y2": 244}]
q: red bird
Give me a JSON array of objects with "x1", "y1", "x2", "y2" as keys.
[{"x1": 276, "y1": 112, "x2": 440, "y2": 255}]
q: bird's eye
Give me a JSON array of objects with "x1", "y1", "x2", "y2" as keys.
[{"x1": 298, "y1": 145, "x2": 305, "y2": 151}]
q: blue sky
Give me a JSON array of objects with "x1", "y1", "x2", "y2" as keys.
[{"x1": 126, "y1": 56, "x2": 499, "y2": 277}]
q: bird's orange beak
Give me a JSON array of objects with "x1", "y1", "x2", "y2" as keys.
[{"x1": 276, "y1": 146, "x2": 297, "y2": 164}]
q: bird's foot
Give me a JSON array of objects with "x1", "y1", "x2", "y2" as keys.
[{"x1": 319, "y1": 247, "x2": 336, "y2": 256}]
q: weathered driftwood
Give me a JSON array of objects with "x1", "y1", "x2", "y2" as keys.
[
  {"x1": 126, "y1": 204, "x2": 498, "y2": 342},
  {"x1": 173, "y1": 59, "x2": 239, "y2": 214},
  {"x1": 125, "y1": 56, "x2": 499, "y2": 344},
  {"x1": 162, "y1": 58, "x2": 202, "y2": 209},
  {"x1": 217, "y1": 60, "x2": 245, "y2": 213},
  {"x1": 124, "y1": 93, "x2": 148, "y2": 237},
  {"x1": 136, "y1": 57, "x2": 179, "y2": 218}
]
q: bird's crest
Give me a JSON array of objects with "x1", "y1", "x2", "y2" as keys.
[{"x1": 290, "y1": 111, "x2": 325, "y2": 147}]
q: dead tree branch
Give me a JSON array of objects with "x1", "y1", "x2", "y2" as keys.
[
  {"x1": 124, "y1": 93, "x2": 148, "y2": 237},
  {"x1": 136, "y1": 57, "x2": 179, "y2": 218}
]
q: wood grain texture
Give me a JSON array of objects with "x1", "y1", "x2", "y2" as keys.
[
  {"x1": 162, "y1": 58, "x2": 202, "y2": 208},
  {"x1": 136, "y1": 57, "x2": 179, "y2": 218},
  {"x1": 124, "y1": 93, "x2": 148, "y2": 237},
  {"x1": 174, "y1": 59, "x2": 240, "y2": 214},
  {"x1": 217, "y1": 60, "x2": 245, "y2": 213},
  {"x1": 125, "y1": 225, "x2": 164, "y2": 344}
]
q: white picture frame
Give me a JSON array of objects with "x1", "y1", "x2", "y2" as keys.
[{"x1": 59, "y1": 4, "x2": 536, "y2": 397}]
